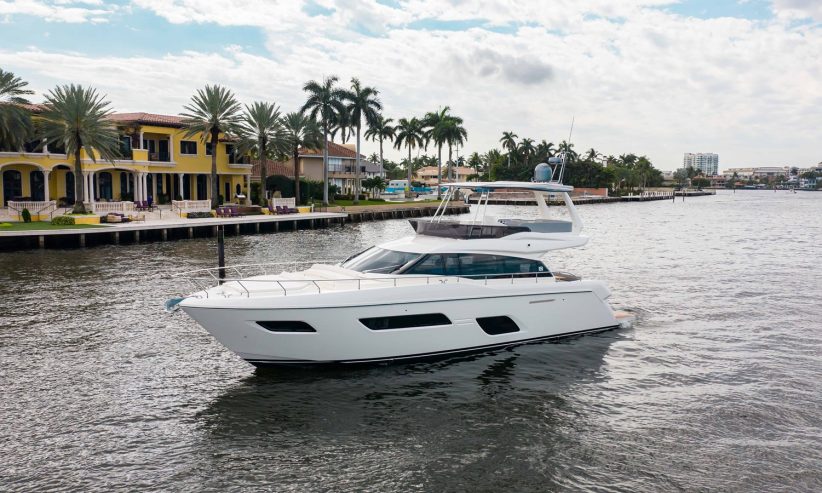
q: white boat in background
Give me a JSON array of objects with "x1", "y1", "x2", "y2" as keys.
[{"x1": 170, "y1": 159, "x2": 634, "y2": 367}]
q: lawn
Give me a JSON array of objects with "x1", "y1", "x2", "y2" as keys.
[{"x1": 0, "y1": 222, "x2": 107, "y2": 231}]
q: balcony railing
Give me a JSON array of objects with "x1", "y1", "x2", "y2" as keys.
[{"x1": 149, "y1": 151, "x2": 171, "y2": 162}]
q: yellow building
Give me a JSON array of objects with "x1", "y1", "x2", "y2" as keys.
[{"x1": 0, "y1": 109, "x2": 252, "y2": 209}]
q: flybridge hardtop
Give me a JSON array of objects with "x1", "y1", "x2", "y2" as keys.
[{"x1": 169, "y1": 158, "x2": 634, "y2": 367}]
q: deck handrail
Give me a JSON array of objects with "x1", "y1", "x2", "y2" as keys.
[{"x1": 173, "y1": 263, "x2": 567, "y2": 299}]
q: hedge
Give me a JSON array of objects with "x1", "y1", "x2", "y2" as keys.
[
  {"x1": 187, "y1": 212, "x2": 213, "y2": 219},
  {"x1": 51, "y1": 216, "x2": 76, "y2": 226}
]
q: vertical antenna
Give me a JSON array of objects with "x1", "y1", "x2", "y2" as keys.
[{"x1": 559, "y1": 116, "x2": 575, "y2": 184}]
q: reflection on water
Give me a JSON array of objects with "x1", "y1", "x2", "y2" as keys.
[{"x1": 1, "y1": 191, "x2": 822, "y2": 492}]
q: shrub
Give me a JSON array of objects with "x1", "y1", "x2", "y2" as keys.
[
  {"x1": 187, "y1": 212, "x2": 213, "y2": 219},
  {"x1": 0, "y1": 222, "x2": 12, "y2": 228},
  {"x1": 21, "y1": 208, "x2": 32, "y2": 223},
  {"x1": 51, "y1": 216, "x2": 76, "y2": 226}
]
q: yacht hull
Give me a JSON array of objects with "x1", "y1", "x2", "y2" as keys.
[{"x1": 180, "y1": 281, "x2": 622, "y2": 366}]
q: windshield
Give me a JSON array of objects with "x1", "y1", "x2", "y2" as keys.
[{"x1": 340, "y1": 247, "x2": 421, "y2": 274}]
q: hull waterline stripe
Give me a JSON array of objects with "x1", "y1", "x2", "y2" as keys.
[
  {"x1": 186, "y1": 290, "x2": 594, "y2": 311},
  {"x1": 244, "y1": 324, "x2": 621, "y2": 366}
]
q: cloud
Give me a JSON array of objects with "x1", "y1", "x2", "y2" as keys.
[
  {"x1": 772, "y1": 0, "x2": 822, "y2": 21},
  {"x1": 0, "y1": 0, "x2": 115, "y2": 23},
  {"x1": 2, "y1": 0, "x2": 821, "y2": 169}
]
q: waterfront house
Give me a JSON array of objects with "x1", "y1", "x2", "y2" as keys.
[
  {"x1": 0, "y1": 108, "x2": 252, "y2": 213},
  {"x1": 415, "y1": 165, "x2": 476, "y2": 186},
  {"x1": 252, "y1": 142, "x2": 382, "y2": 195}
]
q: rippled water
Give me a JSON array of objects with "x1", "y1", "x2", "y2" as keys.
[{"x1": 1, "y1": 190, "x2": 821, "y2": 492}]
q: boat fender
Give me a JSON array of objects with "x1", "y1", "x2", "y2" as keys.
[{"x1": 164, "y1": 297, "x2": 185, "y2": 313}]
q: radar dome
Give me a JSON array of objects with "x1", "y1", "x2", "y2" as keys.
[{"x1": 534, "y1": 162, "x2": 553, "y2": 182}]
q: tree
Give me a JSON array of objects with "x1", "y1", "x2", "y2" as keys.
[
  {"x1": 281, "y1": 112, "x2": 322, "y2": 205},
  {"x1": 238, "y1": 101, "x2": 286, "y2": 206},
  {"x1": 442, "y1": 115, "x2": 467, "y2": 181},
  {"x1": 499, "y1": 131, "x2": 517, "y2": 167},
  {"x1": 0, "y1": 68, "x2": 34, "y2": 151},
  {"x1": 301, "y1": 76, "x2": 348, "y2": 206},
  {"x1": 557, "y1": 140, "x2": 577, "y2": 162},
  {"x1": 394, "y1": 117, "x2": 424, "y2": 197},
  {"x1": 364, "y1": 114, "x2": 395, "y2": 182},
  {"x1": 518, "y1": 138, "x2": 536, "y2": 166},
  {"x1": 345, "y1": 78, "x2": 382, "y2": 205},
  {"x1": 423, "y1": 107, "x2": 453, "y2": 198},
  {"x1": 180, "y1": 85, "x2": 242, "y2": 209},
  {"x1": 40, "y1": 84, "x2": 120, "y2": 213}
]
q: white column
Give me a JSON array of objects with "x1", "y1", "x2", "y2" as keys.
[
  {"x1": 246, "y1": 174, "x2": 251, "y2": 205},
  {"x1": 82, "y1": 172, "x2": 90, "y2": 203},
  {"x1": 43, "y1": 171, "x2": 50, "y2": 202},
  {"x1": 179, "y1": 173, "x2": 184, "y2": 200},
  {"x1": 88, "y1": 172, "x2": 95, "y2": 204},
  {"x1": 169, "y1": 136, "x2": 174, "y2": 162},
  {"x1": 139, "y1": 131, "x2": 144, "y2": 149},
  {"x1": 142, "y1": 173, "x2": 148, "y2": 202}
]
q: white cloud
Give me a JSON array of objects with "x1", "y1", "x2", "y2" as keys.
[
  {"x1": 772, "y1": 0, "x2": 822, "y2": 21},
  {"x1": 1, "y1": 0, "x2": 821, "y2": 169},
  {"x1": 0, "y1": 0, "x2": 115, "y2": 23}
]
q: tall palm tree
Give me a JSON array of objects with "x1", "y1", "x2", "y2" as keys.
[
  {"x1": 518, "y1": 138, "x2": 536, "y2": 166},
  {"x1": 40, "y1": 84, "x2": 120, "y2": 213},
  {"x1": 443, "y1": 116, "x2": 467, "y2": 181},
  {"x1": 238, "y1": 101, "x2": 286, "y2": 206},
  {"x1": 301, "y1": 76, "x2": 347, "y2": 206},
  {"x1": 0, "y1": 68, "x2": 34, "y2": 151},
  {"x1": 364, "y1": 115, "x2": 395, "y2": 181},
  {"x1": 329, "y1": 107, "x2": 353, "y2": 144},
  {"x1": 423, "y1": 107, "x2": 452, "y2": 198},
  {"x1": 536, "y1": 140, "x2": 556, "y2": 161},
  {"x1": 499, "y1": 131, "x2": 517, "y2": 167},
  {"x1": 585, "y1": 147, "x2": 599, "y2": 162},
  {"x1": 393, "y1": 117, "x2": 424, "y2": 198},
  {"x1": 180, "y1": 85, "x2": 243, "y2": 209},
  {"x1": 345, "y1": 78, "x2": 381, "y2": 204},
  {"x1": 281, "y1": 112, "x2": 322, "y2": 205},
  {"x1": 558, "y1": 140, "x2": 578, "y2": 162}
]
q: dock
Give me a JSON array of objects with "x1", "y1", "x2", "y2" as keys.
[{"x1": 0, "y1": 203, "x2": 469, "y2": 251}]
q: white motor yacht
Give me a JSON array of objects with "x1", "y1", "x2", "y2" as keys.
[{"x1": 171, "y1": 161, "x2": 634, "y2": 366}]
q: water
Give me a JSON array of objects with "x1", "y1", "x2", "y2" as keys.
[{"x1": 1, "y1": 190, "x2": 821, "y2": 492}]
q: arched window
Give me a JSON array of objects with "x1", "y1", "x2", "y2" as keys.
[
  {"x1": 65, "y1": 171, "x2": 75, "y2": 203},
  {"x1": 30, "y1": 170, "x2": 45, "y2": 201},
  {"x1": 3, "y1": 170, "x2": 22, "y2": 205},
  {"x1": 98, "y1": 172, "x2": 113, "y2": 200}
]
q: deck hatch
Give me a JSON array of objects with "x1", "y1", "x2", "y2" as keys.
[
  {"x1": 476, "y1": 316, "x2": 520, "y2": 335},
  {"x1": 257, "y1": 321, "x2": 317, "y2": 333},
  {"x1": 360, "y1": 313, "x2": 452, "y2": 331}
]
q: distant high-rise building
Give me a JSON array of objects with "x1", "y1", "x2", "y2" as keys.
[{"x1": 683, "y1": 153, "x2": 719, "y2": 176}]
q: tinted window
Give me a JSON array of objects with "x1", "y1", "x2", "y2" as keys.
[
  {"x1": 180, "y1": 141, "x2": 197, "y2": 154},
  {"x1": 477, "y1": 316, "x2": 520, "y2": 335},
  {"x1": 404, "y1": 254, "x2": 444, "y2": 275},
  {"x1": 341, "y1": 247, "x2": 420, "y2": 273},
  {"x1": 257, "y1": 321, "x2": 316, "y2": 333},
  {"x1": 360, "y1": 313, "x2": 451, "y2": 330}
]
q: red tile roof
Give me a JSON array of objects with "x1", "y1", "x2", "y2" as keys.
[
  {"x1": 109, "y1": 112, "x2": 185, "y2": 127},
  {"x1": 299, "y1": 141, "x2": 363, "y2": 159},
  {"x1": 251, "y1": 159, "x2": 295, "y2": 181}
]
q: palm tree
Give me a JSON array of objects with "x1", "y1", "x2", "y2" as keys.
[
  {"x1": 536, "y1": 140, "x2": 556, "y2": 162},
  {"x1": 329, "y1": 107, "x2": 353, "y2": 144},
  {"x1": 585, "y1": 147, "x2": 599, "y2": 162},
  {"x1": 558, "y1": 140, "x2": 577, "y2": 162},
  {"x1": 281, "y1": 112, "x2": 322, "y2": 205},
  {"x1": 345, "y1": 78, "x2": 382, "y2": 204},
  {"x1": 180, "y1": 85, "x2": 242, "y2": 209},
  {"x1": 39, "y1": 84, "x2": 120, "y2": 213},
  {"x1": 518, "y1": 138, "x2": 536, "y2": 166},
  {"x1": 423, "y1": 107, "x2": 453, "y2": 198},
  {"x1": 0, "y1": 69, "x2": 35, "y2": 151},
  {"x1": 393, "y1": 117, "x2": 424, "y2": 197},
  {"x1": 364, "y1": 114, "x2": 395, "y2": 181},
  {"x1": 301, "y1": 76, "x2": 347, "y2": 206},
  {"x1": 443, "y1": 116, "x2": 467, "y2": 181},
  {"x1": 499, "y1": 131, "x2": 517, "y2": 167},
  {"x1": 238, "y1": 101, "x2": 286, "y2": 206}
]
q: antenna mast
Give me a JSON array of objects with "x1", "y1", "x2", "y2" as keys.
[{"x1": 558, "y1": 116, "x2": 574, "y2": 183}]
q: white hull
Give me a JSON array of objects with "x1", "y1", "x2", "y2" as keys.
[{"x1": 180, "y1": 280, "x2": 621, "y2": 366}]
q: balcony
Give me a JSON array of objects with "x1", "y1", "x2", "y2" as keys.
[{"x1": 149, "y1": 151, "x2": 171, "y2": 162}]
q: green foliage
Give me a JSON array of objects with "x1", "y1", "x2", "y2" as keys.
[
  {"x1": 51, "y1": 215, "x2": 75, "y2": 226},
  {"x1": 187, "y1": 212, "x2": 213, "y2": 219},
  {"x1": 266, "y1": 175, "x2": 327, "y2": 205},
  {"x1": 21, "y1": 208, "x2": 31, "y2": 223},
  {"x1": 692, "y1": 177, "x2": 711, "y2": 188},
  {"x1": 0, "y1": 222, "x2": 11, "y2": 228},
  {"x1": 0, "y1": 68, "x2": 34, "y2": 150}
]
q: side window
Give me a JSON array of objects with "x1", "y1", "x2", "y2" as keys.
[
  {"x1": 406, "y1": 255, "x2": 444, "y2": 275},
  {"x1": 503, "y1": 257, "x2": 547, "y2": 273},
  {"x1": 458, "y1": 254, "x2": 504, "y2": 276}
]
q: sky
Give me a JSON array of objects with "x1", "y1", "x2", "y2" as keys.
[{"x1": 1, "y1": 0, "x2": 820, "y2": 171}]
